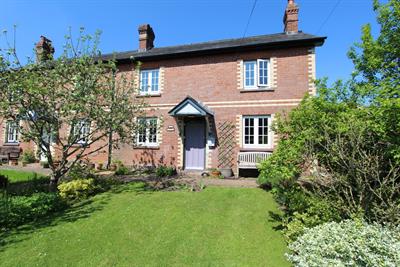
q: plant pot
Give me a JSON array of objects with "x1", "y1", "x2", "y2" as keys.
[
  {"x1": 210, "y1": 170, "x2": 221, "y2": 177},
  {"x1": 96, "y1": 163, "x2": 103, "y2": 171},
  {"x1": 219, "y1": 168, "x2": 233, "y2": 178},
  {"x1": 9, "y1": 159, "x2": 18, "y2": 166},
  {"x1": 110, "y1": 164, "x2": 117, "y2": 171}
]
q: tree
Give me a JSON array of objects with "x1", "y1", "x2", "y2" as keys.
[
  {"x1": 347, "y1": 0, "x2": 400, "y2": 160},
  {"x1": 0, "y1": 28, "x2": 146, "y2": 190},
  {"x1": 257, "y1": 0, "x2": 400, "y2": 233}
]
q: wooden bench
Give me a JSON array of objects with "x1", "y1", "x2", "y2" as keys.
[
  {"x1": 237, "y1": 152, "x2": 272, "y2": 176},
  {"x1": 0, "y1": 145, "x2": 22, "y2": 163}
]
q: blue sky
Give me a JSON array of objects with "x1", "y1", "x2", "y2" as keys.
[{"x1": 1, "y1": 0, "x2": 380, "y2": 83}]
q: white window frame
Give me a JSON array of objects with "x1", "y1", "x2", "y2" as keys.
[
  {"x1": 137, "y1": 117, "x2": 158, "y2": 147},
  {"x1": 74, "y1": 120, "x2": 91, "y2": 145},
  {"x1": 243, "y1": 59, "x2": 270, "y2": 89},
  {"x1": 139, "y1": 69, "x2": 160, "y2": 95},
  {"x1": 6, "y1": 121, "x2": 19, "y2": 143},
  {"x1": 242, "y1": 115, "x2": 272, "y2": 149}
]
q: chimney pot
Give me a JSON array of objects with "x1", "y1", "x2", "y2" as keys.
[
  {"x1": 138, "y1": 24, "x2": 155, "y2": 51},
  {"x1": 35, "y1": 36, "x2": 55, "y2": 62},
  {"x1": 283, "y1": 0, "x2": 299, "y2": 34}
]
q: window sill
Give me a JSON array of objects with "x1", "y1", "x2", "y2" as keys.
[
  {"x1": 240, "y1": 148, "x2": 274, "y2": 152},
  {"x1": 136, "y1": 93, "x2": 161, "y2": 98},
  {"x1": 240, "y1": 88, "x2": 275, "y2": 93},
  {"x1": 133, "y1": 145, "x2": 160, "y2": 150},
  {"x1": 3, "y1": 142, "x2": 20, "y2": 146}
]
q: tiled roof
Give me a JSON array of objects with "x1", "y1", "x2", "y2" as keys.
[{"x1": 101, "y1": 32, "x2": 326, "y2": 62}]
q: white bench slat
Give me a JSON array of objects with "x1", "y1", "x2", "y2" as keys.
[{"x1": 237, "y1": 152, "x2": 272, "y2": 169}]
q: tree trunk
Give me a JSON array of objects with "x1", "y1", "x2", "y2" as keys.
[
  {"x1": 49, "y1": 174, "x2": 59, "y2": 192},
  {"x1": 107, "y1": 129, "x2": 113, "y2": 170}
]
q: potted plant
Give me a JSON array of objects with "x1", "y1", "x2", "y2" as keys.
[
  {"x1": 109, "y1": 163, "x2": 117, "y2": 171},
  {"x1": 219, "y1": 168, "x2": 233, "y2": 178},
  {"x1": 87, "y1": 162, "x2": 95, "y2": 170},
  {"x1": 209, "y1": 168, "x2": 221, "y2": 177},
  {"x1": 96, "y1": 163, "x2": 103, "y2": 171}
]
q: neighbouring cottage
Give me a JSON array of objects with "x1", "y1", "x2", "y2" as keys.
[{"x1": 0, "y1": 0, "x2": 325, "y2": 176}]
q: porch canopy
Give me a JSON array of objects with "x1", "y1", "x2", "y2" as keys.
[{"x1": 168, "y1": 96, "x2": 214, "y2": 117}]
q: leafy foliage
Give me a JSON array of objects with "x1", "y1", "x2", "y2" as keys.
[
  {"x1": 155, "y1": 165, "x2": 176, "y2": 178},
  {"x1": 281, "y1": 188, "x2": 342, "y2": 242},
  {"x1": 287, "y1": 220, "x2": 400, "y2": 267},
  {"x1": 258, "y1": 0, "x2": 400, "y2": 240},
  {"x1": 57, "y1": 178, "x2": 98, "y2": 201},
  {"x1": 0, "y1": 28, "x2": 147, "y2": 188},
  {"x1": 0, "y1": 192, "x2": 67, "y2": 229},
  {"x1": 20, "y1": 149, "x2": 36, "y2": 164},
  {"x1": 115, "y1": 162, "x2": 130, "y2": 175},
  {"x1": 67, "y1": 161, "x2": 95, "y2": 180}
]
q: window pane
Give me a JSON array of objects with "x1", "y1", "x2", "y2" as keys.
[
  {"x1": 138, "y1": 118, "x2": 146, "y2": 143},
  {"x1": 74, "y1": 120, "x2": 90, "y2": 143},
  {"x1": 148, "y1": 118, "x2": 157, "y2": 143},
  {"x1": 258, "y1": 117, "x2": 268, "y2": 145},
  {"x1": 7, "y1": 121, "x2": 18, "y2": 143},
  {"x1": 151, "y1": 70, "x2": 159, "y2": 92},
  {"x1": 140, "y1": 71, "x2": 149, "y2": 93},
  {"x1": 244, "y1": 61, "x2": 256, "y2": 87},
  {"x1": 258, "y1": 60, "x2": 268, "y2": 86},
  {"x1": 244, "y1": 117, "x2": 255, "y2": 144},
  {"x1": 243, "y1": 116, "x2": 270, "y2": 146}
]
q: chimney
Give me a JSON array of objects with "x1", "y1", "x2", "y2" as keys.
[
  {"x1": 283, "y1": 0, "x2": 299, "y2": 34},
  {"x1": 35, "y1": 36, "x2": 55, "y2": 62},
  {"x1": 138, "y1": 24, "x2": 155, "y2": 51}
]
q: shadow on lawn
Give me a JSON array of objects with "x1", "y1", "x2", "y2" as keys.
[
  {"x1": 0, "y1": 179, "x2": 152, "y2": 252},
  {"x1": 259, "y1": 186, "x2": 286, "y2": 231},
  {"x1": 6, "y1": 175, "x2": 49, "y2": 196}
]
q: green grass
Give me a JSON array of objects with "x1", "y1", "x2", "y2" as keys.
[
  {"x1": 0, "y1": 169, "x2": 45, "y2": 183},
  {"x1": 0, "y1": 184, "x2": 289, "y2": 267}
]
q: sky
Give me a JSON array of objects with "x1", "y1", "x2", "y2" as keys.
[{"x1": 1, "y1": 0, "x2": 380, "y2": 84}]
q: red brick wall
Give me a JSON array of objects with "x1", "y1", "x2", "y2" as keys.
[
  {"x1": 112, "y1": 46, "x2": 316, "y2": 174},
  {"x1": 0, "y1": 45, "x2": 316, "y2": 175}
]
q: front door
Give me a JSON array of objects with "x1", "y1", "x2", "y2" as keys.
[{"x1": 184, "y1": 119, "x2": 206, "y2": 170}]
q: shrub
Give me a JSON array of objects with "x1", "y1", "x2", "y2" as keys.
[
  {"x1": 258, "y1": 94, "x2": 400, "y2": 227},
  {"x1": 155, "y1": 165, "x2": 176, "y2": 178},
  {"x1": 165, "y1": 166, "x2": 176, "y2": 177},
  {"x1": 0, "y1": 174, "x2": 9, "y2": 189},
  {"x1": 68, "y1": 162, "x2": 95, "y2": 180},
  {"x1": 0, "y1": 192, "x2": 67, "y2": 229},
  {"x1": 21, "y1": 149, "x2": 36, "y2": 164},
  {"x1": 278, "y1": 186, "x2": 342, "y2": 242},
  {"x1": 57, "y1": 178, "x2": 98, "y2": 201},
  {"x1": 115, "y1": 163, "x2": 130, "y2": 175},
  {"x1": 287, "y1": 220, "x2": 400, "y2": 267}
]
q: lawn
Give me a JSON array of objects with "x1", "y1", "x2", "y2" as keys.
[
  {"x1": 0, "y1": 169, "x2": 45, "y2": 183},
  {"x1": 0, "y1": 182, "x2": 289, "y2": 266}
]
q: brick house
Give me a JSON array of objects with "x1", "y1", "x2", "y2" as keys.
[{"x1": 0, "y1": 0, "x2": 325, "y2": 176}]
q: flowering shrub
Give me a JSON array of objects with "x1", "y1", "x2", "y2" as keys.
[
  {"x1": 58, "y1": 178, "x2": 98, "y2": 201},
  {"x1": 287, "y1": 220, "x2": 400, "y2": 267}
]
